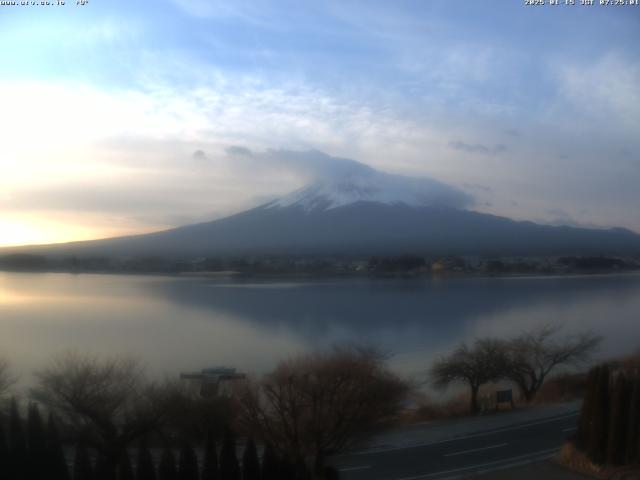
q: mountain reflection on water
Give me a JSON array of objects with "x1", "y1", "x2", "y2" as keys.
[{"x1": 1, "y1": 272, "x2": 639, "y2": 386}]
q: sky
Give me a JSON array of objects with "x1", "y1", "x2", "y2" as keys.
[{"x1": 0, "y1": 0, "x2": 638, "y2": 246}]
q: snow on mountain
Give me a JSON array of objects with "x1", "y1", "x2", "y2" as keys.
[
  {"x1": 265, "y1": 166, "x2": 473, "y2": 212},
  {"x1": 3, "y1": 153, "x2": 639, "y2": 259}
]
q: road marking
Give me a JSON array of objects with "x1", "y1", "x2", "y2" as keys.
[
  {"x1": 339, "y1": 465, "x2": 371, "y2": 472},
  {"x1": 391, "y1": 446, "x2": 560, "y2": 480},
  {"x1": 342, "y1": 411, "x2": 578, "y2": 456},
  {"x1": 443, "y1": 442, "x2": 508, "y2": 457},
  {"x1": 563, "y1": 427, "x2": 577, "y2": 432}
]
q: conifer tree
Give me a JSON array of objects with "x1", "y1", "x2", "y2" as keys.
[
  {"x1": 158, "y1": 447, "x2": 178, "y2": 480},
  {"x1": 588, "y1": 364, "x2": 610, "y2": 464},
  {"x1": 201, "y1": 431, "x2": 218, "y2": 480},
  {"x1": 177, "y1": 442, "x2": 199, "y2": 480},
  {"x1": 9, "y1": 398, "x2": 27, "y2": 480},
  {"x1": 219, "y1": 427, "x2": 239, "y2": 480},
  {"x1": 73, "y1": 442, "x2": 94, "y2": 480},
  {"x1": 241, "y1": 438, "x2": 260, "y2": 480},
  {"x1": 0, "y1": 420, "x2": 9, "y2": 480},
  {"x1": 46, "y1": 414, "x2": 70, "y2": 480},
  {"x1": 95, "y1": 453, "x2": 111, "y2": 480},
  {"x1": 116, "y1": 451, "x2": 134, "y2": 480},
  {"x1": 322, "y1": 465, "x2": 340, "y2": 480},
  {"x1": 278, "y1": 457, "x2": 295, "y2": 480},
  {"x1": 137, "y1": 438, "x2": 157, "y2": 480},
  {"x1": 577, "y1": 367, "x2": 598, "y2": 449},
  {"x1": 607, "y1": 373, "x2": 630, "y2": 465},
  {"x1": 260, "y1": 444, "x2": 279, "y2": 480},
  {"x1": 625, "y1": 378, "x2": 640, "y2": 465},
  {"x1": 27, "y1": 403, "x2": 48, "y2": 480}
]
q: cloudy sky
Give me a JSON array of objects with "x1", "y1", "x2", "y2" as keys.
[{"x1": 0, "y1": 0, "x2": 638, "y2": 246}]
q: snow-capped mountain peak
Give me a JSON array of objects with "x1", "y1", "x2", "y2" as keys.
[{"x1": 266, "y1": 168, "x2": 473, "y2": 212}]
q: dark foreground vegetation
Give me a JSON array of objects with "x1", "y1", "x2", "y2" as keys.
[
  {"x1": 429, "y1": 326, "x2": 601, "y2": 413},
  {"x1": 0, "y1": 347, "x2": 407, "y2": 480},
  {"x1": 0, "y1": 327, "x2": 617, "y2": 479},
  {"x1": 0, "y1": 253, "x2": 638, "y2": 277},
  {"x1": 560, "y1": 352, "x2": 640, "y2": 475}
]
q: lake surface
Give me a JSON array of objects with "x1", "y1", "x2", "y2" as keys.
[{"x1": 1, "y1": 272, "x2": 639, "y2": 389}]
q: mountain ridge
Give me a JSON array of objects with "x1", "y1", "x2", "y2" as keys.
[
  {"x1": 1, "y1": 168, "x2": 639, "y2": 259},
  {"x1": 2, "y1": 200, "x2": 639, "y2": 259}
]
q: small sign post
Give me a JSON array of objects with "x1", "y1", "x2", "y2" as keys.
[{"x1": 496, "y1": 389, "x2": 515, "y2": 411}]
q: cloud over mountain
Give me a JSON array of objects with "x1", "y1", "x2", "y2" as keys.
[{"x1": 225, "y1": 147, "x2": 474, "y2": 210}]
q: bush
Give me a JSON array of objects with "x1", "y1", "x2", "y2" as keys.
[
  {"x1": 137, "y1": 438, "x2": 156, "y2": 480},
  {"x1": 587, "y1": 365, "x2": 610, "y2": 464},
  {"x1": 240, "y1": 346, "x2": 408, "y2": 470},
  {"x1": 201, "y1": 431, "x2": 218, "y2": 480},
  {"x1": 118, "y1": 452, "x2": 134, "y2": 480},
  {"x1": 158, "y1": 447, "x2": 178, "y2": 480},
  {"x1": 241, "y1": 438, "x2": 260, "y2": 480},
  {"x1": 46, "y1": 414, "x2": 70, "y2": 480},
  {"x1": 178, "y1": 443, "x2": 198, "y2": 480},
  {"x1": 73, "y1": 442, "x2": 94, "y2": 480},
  {"x1": 219, "y1": 427, "x2": 239, "y2": 480},
  {"x1": 606, "y1": 374, "x2": 630, "y2": 465},
  {"x1": 626, "y1": 379, "x2": 640, "y2": 465},
  {"x1": 576, "y1": 361, "x2": 640, "y2": 467}
]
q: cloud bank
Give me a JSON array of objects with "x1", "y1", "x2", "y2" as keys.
[
  {"x1": 224, "y1": 147, "x2": 474, "y2": 209},
  {"x1": 0, "y1": 1, "x2": 639, "y2": 245}
]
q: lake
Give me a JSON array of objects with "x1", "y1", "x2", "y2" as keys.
[{"x1": 1, "y1": 271, "x2": 639, "y2": 389}]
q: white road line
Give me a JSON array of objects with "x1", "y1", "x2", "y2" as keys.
[
  {"x1": 339, "y1": 466, "x2": 371, "y2": 472},
  {"x1": 443, "y1": 442, "x2": 508, "y2": 457},
  {"x1": 343, "y1": 411, "x2": 578, "y2": 456},
  {"x1": 391, "y1": 447, "x2": 560, "y2": 480}
]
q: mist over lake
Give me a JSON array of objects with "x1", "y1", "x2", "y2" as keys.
[{"x1": 2, "y1": 272, "x2": 639, "y2": 388}]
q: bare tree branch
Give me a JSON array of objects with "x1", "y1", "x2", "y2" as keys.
[
  {"x1": 238, "y1": 345, "x2": 409, "y2": 473},
  {"x1": 30, "y1": 351, "x2": 161, "y2": 480},
  {"x1": 505, "y1": 326, "x2": 602, "y2": 402},
  {"x1": 429, "y1": 338, "x2": 509, "y2": 414},
  {"x1": 0, "y1": 357, "x2": 17, "y2": 397}
]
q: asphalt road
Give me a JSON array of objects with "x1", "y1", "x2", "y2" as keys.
[{"x1": 331, "y1": 411, "x2": 579, "y2": 480}]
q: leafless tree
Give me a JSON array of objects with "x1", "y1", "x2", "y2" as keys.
[
  {"x1": 30, "y1": 352, "x2": 162, "y2": 480},
  {"x1": 238, "y1": 346, "x2": 409, "y2": 474},
  {"x1": 430, "y1": 338, "x2": 509, "y2": 414},
  {"x1": 0, "y1": 358, "x2": 16, "y2": 397},
  {"x1": 505, "y1": 325, "x2": 601, "y2": 402},
  {"x1": 151, "y1": 378, "x2": 237, "y2": 442}
]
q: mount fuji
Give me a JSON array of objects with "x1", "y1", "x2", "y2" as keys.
[{"x1": 3, "y1": 161, "x2": 640, "y2": 259}]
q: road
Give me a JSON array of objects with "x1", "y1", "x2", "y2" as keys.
[{"x1": 331, "y1": 410, "x2": 579, "y2": 480}]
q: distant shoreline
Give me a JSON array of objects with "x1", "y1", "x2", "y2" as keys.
[{"x1": 1, "y1": 263, "x2": 639, "y2": 282}]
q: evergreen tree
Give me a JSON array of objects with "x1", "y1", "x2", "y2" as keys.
[
  {"x1": 46, "y1": 414, "x2": 70, "y2": 480},
  {"x1": 219, "y1": 427, "x2": 239, "y2": 480},
  {"x1": 0, "y1": 420, "x2": 9, "y2": 480},
  {"x1": 241, "y1": 439, "x2": 260, "y2": 480},
  {"x1": 606, "y1": 373, "x2": 630, "y2": 465},
  {"x1": 260, "y1": 444, "x2": 279, "y2": 480},
  {"x1": 137, "y1": 438, "x2": 157, "y2": 480},
  {"x1": 277, "y1": 457, "x2": 295, "y2": 480},
  {"x1": 576, "y1": 367, "x2": 598, "y2": 449},
  {"x1": 117, "y1": 452, "x2": 134, "y2": 480},
  {"x1": 27, "y1": 403, "x2": 48, "y2": 480},
  {"x1": 321, "y1": 465, "x2": 340, "y2": 480},
  {"x1": 158, "y1": 447, "x2": 178, "y2": 480},
  {"x1": 177, "y1": 442, "x2": 198, "y2": 480},
  {"x1": 625, "y1": 378, "x2": 640, "y2": 465},
  {"x1": 588, "y1": 364, "x2": 610, "y2": 464},
  {"x1": 95, "y1": 453, "x2": 111, "y2": 480},
  {"x1": 201, "y1": 431, "x2": 218, "y2": 480},
  {"x1": 9, "y1": 398, "x2": 27, "y2": 480},
  {"x1": 73, "y1": 442, "x2": 94, "y2": 480}
]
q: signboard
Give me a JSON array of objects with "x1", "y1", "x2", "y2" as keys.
[{"x1": 496, "y1": 389, "x2": 514, "y2": 410}]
